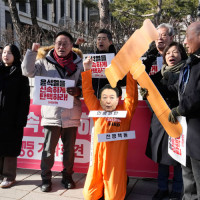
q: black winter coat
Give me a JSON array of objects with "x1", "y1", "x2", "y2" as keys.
[
  {"x1": 177, "y1": 52, "x2": 200, "y2": 160},
  {"x1": 142, "y1": 45, "x2": 182, "y2": 165},
  {"x1": 145, "y1": 71, "x2": 180, "y2": 165},
  {"x1": 0, "y1": 62, "x2": 30, "y2": 156}
]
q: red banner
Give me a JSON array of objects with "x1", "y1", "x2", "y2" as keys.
[{"x1": 17, "y1": 100, "x2": 161, "y2": 178}]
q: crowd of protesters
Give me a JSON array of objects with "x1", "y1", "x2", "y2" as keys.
[{"x1": 0, "y1": 20, "x2": 200, "y2": 200}]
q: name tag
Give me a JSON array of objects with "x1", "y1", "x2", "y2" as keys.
[
  {"x1": 98, "y1": 131, "x2": 135, "y2": 142},
  {"x1": 89, "y1": 110, "x2": 127, "y2": 118}
]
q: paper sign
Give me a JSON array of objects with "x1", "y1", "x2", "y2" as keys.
[
  {"x1": 98, "y1": 131, "x2": 135, "y2": 142},
  {"x1": 83, "y1": 53, "x2": 114, "y2": 78},
  {"x1": 168, "y1": 116, "x2": 187, "y2": 166},
  {"x1": 89, "y1": 110, "x2": 127, "y2": 118},
  {"x1": 157, "y1": 56, "x2": 163, "y2": 71},
  {"x1": 33, "y1": 76, "x2": 75, "y2": 108}
]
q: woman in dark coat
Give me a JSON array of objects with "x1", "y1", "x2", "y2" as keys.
[
  {"x1": 0, "y1": 44, "x2": 30, "y2": 188},
  {"x1": 141, "y1": 42, "x2": 188, "y2": 200}
]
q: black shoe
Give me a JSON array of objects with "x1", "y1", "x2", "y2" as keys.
[
  {"x1": 152, "y1": 189, "x2": 169, "y2": 200},
  {"x1": 61, "y1": 174, "x2": 75, "y2": 189},
  {"x1": 169, "y1": 191, "x2": 182, "y2": 200},
  {"x1": 41, "y1": 180, "x2": 52, "y2": 192}
]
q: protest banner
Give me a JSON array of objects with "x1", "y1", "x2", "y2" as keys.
[
  {"x1": 83, "y1": 53, "x2": 114, "y2": 78},
  {"x1": 17, "y1": 100, "x2": 176, "y2": 178},
  {"x1": 168, "y1": 116, "x2": 187, "y2": 166},
  {"x1": 33, "y1": 76, "x2": 74, "y2": 108}
]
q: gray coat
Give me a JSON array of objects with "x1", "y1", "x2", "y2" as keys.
[{"x1": 22, "y1": 49, "x2": 83, "y2": 128}]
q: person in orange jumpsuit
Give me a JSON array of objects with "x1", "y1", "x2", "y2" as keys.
[{"x1": 82, "y1": 57, "x2": 138, "y2": 200}]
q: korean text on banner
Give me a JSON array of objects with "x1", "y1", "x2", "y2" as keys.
[
  {"x1": 83, "y1": 53, "x2": 114, "y2": 78},
  {"x1": 168, "y1": 116, "x2": 187, "y2": 166},
  {"x1": 98, "y1": 131, "x2": 136, "y2": 143},
  {"x1": 33, "y1": 76, "x2": 75, "y2": 108}
]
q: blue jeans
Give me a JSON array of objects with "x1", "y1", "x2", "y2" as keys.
[{"x1": 158, "y1": 163, "x2": 183, "y2": 192}]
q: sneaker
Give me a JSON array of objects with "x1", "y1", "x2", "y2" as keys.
[
  {"x1": 0, "y1": 180, "x2": 15, "y2": 188},
  {"x1": 41, "y1": 180, "x2": 52, "y2": 192},
  {"x1": 61, "y1": 174, "x2": 75, "y2": 189},
  {"x1": 169, "y1": 191, "x2": 182, "y2": 200},
  {"x1": 152, "y1": 189, "x2": 169, "y2": 200}
]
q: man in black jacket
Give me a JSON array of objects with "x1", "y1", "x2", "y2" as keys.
[
  {"x1": 93, "y1": 29, "x2": 120, "y2": 98},
  {"x1": 169, "y1": 21, "x2": 200, "y2": 200},
  {"x1": 143, "y1": 23, "x2": 174, "y2": 75},
  {"x1": 76, "y1": 29, "x2": 126, "y2": 98}
]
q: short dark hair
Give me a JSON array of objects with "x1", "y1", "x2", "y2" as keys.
[
  {"x1": 98, "y1": 29, "x2": 112, "y2": 41},
  {"x1": 4, "y1": 44, "x2": 21, "y2": 65},
  {"x1": 55, "y1": 31, "x2": 74, "y2": 44},
  {"x1": 0, "y1": 46, "x2": 3, "y2": 50},
  {"x1": 163, "y1": 42, "x2": 188, "y2": 65},
  {"x1": 99, "y1": 84, "x2": 119, "y2": 99}
]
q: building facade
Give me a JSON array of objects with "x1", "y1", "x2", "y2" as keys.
[{"x1": 0, "y1": 0, "x2": 89, "y2": 45}]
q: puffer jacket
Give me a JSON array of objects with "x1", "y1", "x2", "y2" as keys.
[{"x1": 22, "y1": 46, "x2": 83, "y2": 128}]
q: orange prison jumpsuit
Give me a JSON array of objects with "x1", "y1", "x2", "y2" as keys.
[{"x1": 82, "y1": 70, "x2": 138, "y2": 200}]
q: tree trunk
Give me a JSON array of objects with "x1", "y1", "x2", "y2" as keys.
[
  {"x1": 98, "y1": 0, "x2": 110, "y2": 29},
  {"x1": 154, "y1": 0, "x2": 162, "y2": 26},
  {"x1": 7, "y1": 0, "x2": 22, "y2": 36},
  {"x1": 29, "y1": 0, "x2": 42, "y2": 43}
]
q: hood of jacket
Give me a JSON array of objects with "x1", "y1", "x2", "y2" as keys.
[{"x1": 36, "y1": 45, "x2": 83, "y2": 60}]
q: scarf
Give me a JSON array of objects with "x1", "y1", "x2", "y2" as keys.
[
  {"x1": 160, "y1": 60, "x2": 186, "y2": 86},
  {"x1": 161, "y1": 60, "x2": 186, "y2": 76},
  {"x1": 53, "y1": 50, "x2": 76, "y2": 76}
]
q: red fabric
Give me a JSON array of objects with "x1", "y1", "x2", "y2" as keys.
[{"x1": 53, "y1": 50, "x2": 76, "y2": 76}]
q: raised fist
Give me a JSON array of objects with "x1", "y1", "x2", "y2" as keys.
[
  {"x1": 83, "y1": 56, "x2": 93, "y2": 71},
  {"x1": 32, "y1": 43, "x2": 40, "y2": 52}
]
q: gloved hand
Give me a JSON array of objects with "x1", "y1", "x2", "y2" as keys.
[
  {"x1": 139, "y1": 87, "x2": 148, "y2": 99},
  {"x1": 168, "y1": 107, "x2": 181, "y2": 123}
]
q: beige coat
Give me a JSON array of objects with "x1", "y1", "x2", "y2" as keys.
[{"x1": 22, "y1": 46, "x2": 83, "y2": 128}]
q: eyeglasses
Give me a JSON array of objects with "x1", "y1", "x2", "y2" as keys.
[
  {"x1": 158, "y1": 33, "x2": 169, "y2": 39},
  {"x1": 55, "y1": 41, "x2": 71, "y2": 48}
]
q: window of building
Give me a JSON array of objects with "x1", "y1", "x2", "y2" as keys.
[
  {"x1": 75, "y1": 0, "x2": 78, "y2": 21},
  {"x1": 34, "y1": 1, "x2": 38, "y2": 17},
  {"x1": 19, "y1": 2, "x2": 26, "y2": 13},
  {"x1": 53, "y1": 0, "x2": 57, "y2": 23},
  {"x1": 5, "y1": 11, "x2": 13, "y2": 30},
  {"x1": 42, "y1": 0, "x2": 48, "y2": 20},
  {"x1": 82, "y1": 5, "x2": 85, "y2": 22},
  {"x1": 70, "y1": 0, "x2": 73, "y2": 19},
  {"x1": 61, "y1": 0, "x2": 64, "y2": 17}
]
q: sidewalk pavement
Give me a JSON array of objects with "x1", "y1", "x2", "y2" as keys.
[{"x1": 0, "y1": 168, "x2": 173, "y2": 200}]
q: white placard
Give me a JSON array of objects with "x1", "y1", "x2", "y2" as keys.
[
  {"x1": 98, "y1": 131, "x2": 135, "y2": 143},
  {"x1": 89, "y1": 110, "x2": 127, "y2": 118},
  {"x1": 33, "y1": 76, "x2": 75, "y2": 108},
  {"x1": 157, "y1": 56, "x2": 163, "y2": 71},
  {"x1": 168, "y1": 116, "x2": 187, "y2": 166},
  {"x1": 83, "y1": 53, "x2": 115, "y2": 78}
]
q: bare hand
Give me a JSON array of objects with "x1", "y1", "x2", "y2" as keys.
[
  {"x1": 67, "y1": 87, "x2": 81, "y2": 97},
  {"x1": 32, "y1": 43, "x2": 40, "y2": 52},
  {"x1": 75, "y1": 37, "x2": 85, "y2": 45},
  {"x1": 83, "y1": 56, "x2": 93, "y2": 71}
]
